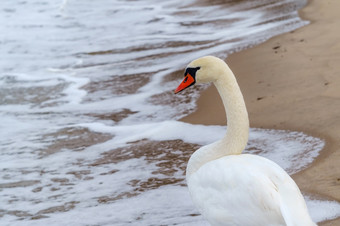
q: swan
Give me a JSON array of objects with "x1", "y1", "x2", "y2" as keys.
[{"x1": 174, "y1": 56, "x2": 316, "y2": 226}]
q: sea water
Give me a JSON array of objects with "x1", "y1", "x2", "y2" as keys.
[{"x1": 1, "y1": 0, "x2": 339, "y2": 225}]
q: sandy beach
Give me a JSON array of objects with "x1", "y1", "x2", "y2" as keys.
[{"x1": 181, "y1": 0, "x2": 340, "y2": 225}]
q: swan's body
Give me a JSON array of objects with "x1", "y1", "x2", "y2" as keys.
[{"x1": 175, "y1": 56, "x2": 316, "y2": 226}]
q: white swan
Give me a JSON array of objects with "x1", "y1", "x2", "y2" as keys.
[{"x1": 174, "y1": 56, "x2": 316, "y2": 226}]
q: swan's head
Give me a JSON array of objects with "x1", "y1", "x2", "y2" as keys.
[{"x1": 174, "y1": 56, "x2": 228, "y2": 93}]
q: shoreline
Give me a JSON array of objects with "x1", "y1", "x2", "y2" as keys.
[{"x1": 181, "y1": 0, "x2": 340, "y2": 224}]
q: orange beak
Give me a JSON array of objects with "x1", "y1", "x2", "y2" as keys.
[{"x1": 174, "y1": 73, "x2": 196, "y2": 94}]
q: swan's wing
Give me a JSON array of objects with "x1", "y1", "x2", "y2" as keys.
[
  {"x1": 188, "y1": 156, "x2": 287, "y2": 225},
  {"x1": 273, "y1": 175, "x2": 317, "y2": 226},
  {"x1": 256, "y1": 156, "x2": 317, "y2": 226},
  {"x1": 187, "y1": 154, "x2": 316, "y2": 226}
]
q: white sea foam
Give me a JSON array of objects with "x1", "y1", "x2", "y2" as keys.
[{"x1": 3, "y1": 185, "x2": 340, "y2": 226}]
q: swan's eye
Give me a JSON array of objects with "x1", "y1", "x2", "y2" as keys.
[{"x1": 184, "y1": 67, "x2": 201, "y2": 78}]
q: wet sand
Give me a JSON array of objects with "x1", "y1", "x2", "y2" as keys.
[{"x1": 181, "y1": 0, "x2": 340, "y2": 225}]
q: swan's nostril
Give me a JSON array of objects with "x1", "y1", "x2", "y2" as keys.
[{"x1": 184, "y1": 76, "x2": 189, "y2": 83}]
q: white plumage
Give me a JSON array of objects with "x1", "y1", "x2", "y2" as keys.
[{"x1": 175, "y1": 56, "x2": 316, "y2": 226}]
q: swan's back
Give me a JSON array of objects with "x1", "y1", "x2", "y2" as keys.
[{"x1": 187, "y1": 154, "x2": 315, "y2": 226}]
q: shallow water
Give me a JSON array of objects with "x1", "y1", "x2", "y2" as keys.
[{"x1": 1, "y1": 0, "x2": 340, "y2": 225}]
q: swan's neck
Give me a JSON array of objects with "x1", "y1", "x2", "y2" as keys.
[
  {"x1": 214, "y1": 69, "x2": 249, "y2": 155},
  {"x1": 187, "y1": 67, "x2": 249, "y2": 177}
]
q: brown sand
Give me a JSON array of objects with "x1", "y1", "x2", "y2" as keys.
[{"x1": 181, "y1": 0, "x2": 340, "y2": 224}]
